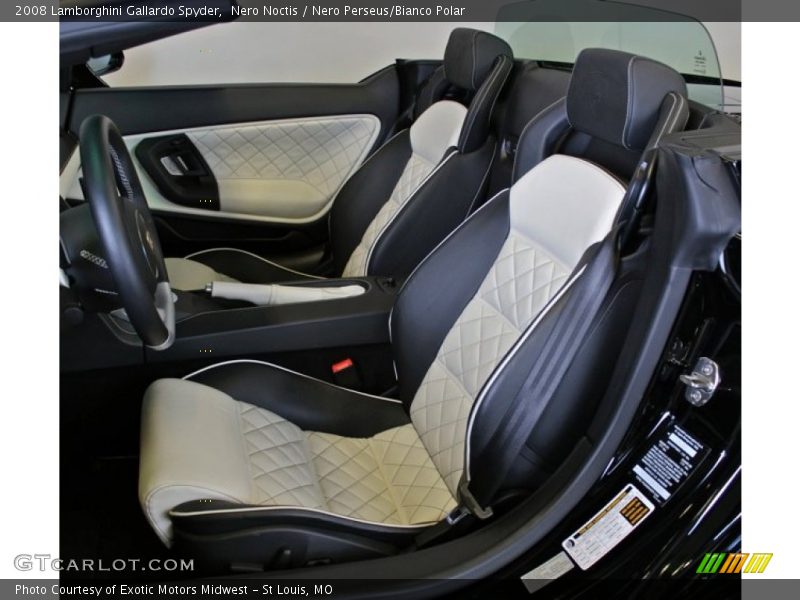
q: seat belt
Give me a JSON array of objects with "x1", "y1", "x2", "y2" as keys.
[
  {"x1": 414, "y1": 231, "x2": 620, "y2": 549},
  {"x1": 616, "y1": 148, "x2": 658, "y2": 253},
  {"x1": 464, "y1": 229, "x2": 619, "y2": 511}
]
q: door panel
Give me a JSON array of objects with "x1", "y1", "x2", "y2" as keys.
[
  {"x1": 64, "y1": 115, "x2": 380, "y2": 223},
  {"x1": 168, "y1": 114, "x2": 378, "y2": 221},
  {"x1": 67, "y1": 66, "x2": 399, "y2": 138},
  {"x1": 62, "y1": 66, "x2": 400, "y2": 257}
]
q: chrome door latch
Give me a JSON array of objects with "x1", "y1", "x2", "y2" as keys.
[{"x1": 679, "y1": 357, "x2": 721, "y2": 406}]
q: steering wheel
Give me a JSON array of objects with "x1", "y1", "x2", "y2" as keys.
[{"x1": 79, "y1": 115, "x2": 175, "y2": 350}]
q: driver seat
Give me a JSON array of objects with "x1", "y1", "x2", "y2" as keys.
[{"x1": 139, "y1": 49, "x2": 688, "y2": 567}]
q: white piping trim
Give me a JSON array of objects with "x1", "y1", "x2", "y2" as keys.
[
  {"x1": 182, "y1": 359, "x2": 403, "y2": 404},
  {"x1": 464, "y1": 142, "x2": 498, "y2": 221},
  {"x1": 387, "y1": 186, "x2": 510, "y2": 350},
  {"x1": 621, "y1": 55, "x2": 638, "y2": 150},
  {"x1": 395, "y1": 186, "x2": 508, "y2": 302},
  {"x1": 327, "y1": 128, "x2": 408, "y2": 258},
  {"x1": 459, "y1": 56, "x2": 505, "y2": 150},
  {"x1": 360, "y1": 148, "x2": 458, "y2": 276},
  {"x1": 563, "y1": 51, "x2": 579, "y2": 128},
  {"x1": 458, "y1": 54, "x2": 514, "y2": 152},
  {"x1": 553, "y1": 154, "x2": 626, "y2": 192},
  {"x1": 650, "y1": 93, "x2": 686, "y2": 148},
  {"x1": 328, "y1": 128, "x2": 411, "y2": 234},
  {"x1": 463, "y1": 264, "x2": 587, "y2": 482},
  {"x1": 347, "y1": 128, "x2": 407, "y2": 174},
  {"x1": 168, "y1": 504, "x2": 439, "y2": 530},
  {"x1": 182, "y1": 247, "x2": 325, "y2": 280},
  {"x1": 470, "y1": 30, "x2": 479, "y2": 89}
]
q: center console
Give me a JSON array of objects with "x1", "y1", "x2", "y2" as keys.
[{"x1": 60, "y1": 276, "x2": 399, "y2": 371}]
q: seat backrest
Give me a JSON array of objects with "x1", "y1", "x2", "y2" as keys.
[
  {"x1": 390, "y1": 49, "x2": 688, "y2": 511},
  {"x1": 512, "y1": 48, "x2": 690, "y2": 184},
  {"x1": 330, "y1": 28, "x2": 513, "y2": 280},
  {"x1": 485, "y1": 61, "x2": 572, "y2": 198}
]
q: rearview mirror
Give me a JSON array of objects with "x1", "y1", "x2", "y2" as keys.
[{"x1": 86, "y1": 52, "x2": 125, "y2": 77}]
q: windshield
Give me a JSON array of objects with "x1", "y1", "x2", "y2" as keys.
[{"x1": 494, "y1": 1, "x2": 728, "y2": 109}]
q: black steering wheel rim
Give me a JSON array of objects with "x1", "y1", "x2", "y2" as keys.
[{"x1": 79, "y1": 114, "x2": 174, "y2": 349}]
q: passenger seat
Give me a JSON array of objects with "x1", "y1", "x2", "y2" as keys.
[{"x1": 165, "y1": 28, "x2": 514, "y2": 291}]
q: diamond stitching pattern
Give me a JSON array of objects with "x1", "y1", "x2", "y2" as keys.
[
  {"x1": 306, "y1": 425, "x2": 455, "y2": 524},
  {"x1": 239, "y1": 404, "x2": 324, "y2": 509},
  {"x1": 439, "y1": 301, "x2": 519, "y2": 397},
  {"x1": 410, "y1": 233, "x2": 569, "y2": 495},
  {"x1": 371, "y1": 426, "x2": 457, "y2": 523},
  {"x1": 342, "y1": 153, "x2": 435, "y2": 277},
  {"x1": 236, "y1": 231, "x2": 569, "y2": 524},
  {"x1": 409, "y1": 361, "x2": 474, "y2": 494},
  {"x1": 306, "y1": 433, "x2": 400, "y2": 524},
  {"x1": 187, "y1": 116, "x2": 378, "y2": 198},
  {"x1": 238, "y1": 402, "x2": 454, "y2": 525},
  {"x1": 480, "y1": 236, "x2": 569, "y2": 329}
]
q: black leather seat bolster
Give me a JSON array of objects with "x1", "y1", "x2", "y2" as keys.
[
  {"x1": 391, "y1": 190, "x2": 511, "y2": 407},
  {"x1": 467, "y1": 244, "x2": 648, "y2": 507},
  {"x1": 169, "y1": 500, "x2": 421, "y2": 567},
  {"x1": 368, "y1": 139, "x2": 497, "y2": 280},
  {"x1": 643, "y1": 92, "x2": 690, "y2": 151},
  {"x1": 170, "y1": 500, "x2": 428, "y2": 540},
  {"x1": 328, "y1": 130, "x2": 414, "y2": 275},
  {"x1": 413, "y1": 66, "x2": 450, "y2": 119},
  {"x1": 440, "y1": 28, "x2": 514, "y2": 153},
  {"x1": 187, "y1": 361, "x2": 409, "y2": 437},
  {"x1": 457, "y1": 55, "x2": 514, "y2": 153}
]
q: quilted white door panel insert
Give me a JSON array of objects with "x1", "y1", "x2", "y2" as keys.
[
  {"x1": 61, "y1": 114, "x2": 381, "y2": 225},
  {"x1": 187, "y1": 115, "x2": 380, "y2": 220}
]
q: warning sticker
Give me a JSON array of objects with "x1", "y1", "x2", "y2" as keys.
[
  {"x1": 520, "y1": 551, "x2": 575, "y2": 594},
  {"x1": 562, "y1": 484, "x2": 654, "y2": 570},
  {"x1": 632, "y1": 424, "x2": 706, "y2": 504}
]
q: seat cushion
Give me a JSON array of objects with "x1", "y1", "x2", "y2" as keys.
[{"x1": 139, "y1": 374, "x2": 456, "y2": 545}]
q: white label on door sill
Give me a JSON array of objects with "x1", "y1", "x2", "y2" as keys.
[
  {"x1": 521, "y1": 551, "x2": 575, "y2": 594},
  {"x1": 562, "y1": 483, "x2": 655, "y2": 570}
]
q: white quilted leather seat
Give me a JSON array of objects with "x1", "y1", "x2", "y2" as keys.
[
  {"x1": 164, "y1": 28, "x2": 514, "y2": 291},
  {"x1": 139, "y1": 153, "x2": 627, "y2": 558},
  {"x1": 140, "y1": 376, "x2": 456, "y2": 545},
  {"x1": 139, "y1": 49, "x2": 689, "y2": 567}
]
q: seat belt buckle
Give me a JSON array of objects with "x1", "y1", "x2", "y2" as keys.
[
  {"x1": 457, "y1": 479, "x2": 494, "y2": 520},
  {"x1": 445, "y1": 505, "x2": 470, "y2": 526},
  {"x1": 331, "y1": 358, "x2": 363, "y2": 390}
]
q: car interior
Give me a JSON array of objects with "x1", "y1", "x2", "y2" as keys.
[{"x1": 59, "y1": 23, "x2": 741, "y2": 583}]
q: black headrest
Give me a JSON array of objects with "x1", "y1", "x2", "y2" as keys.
[
  {"x1": 566, "y1": 48, "x2": 687, "y2": 151},
  {"x1": 443, "y1": 28, "x2": 513, "y2": 91}
]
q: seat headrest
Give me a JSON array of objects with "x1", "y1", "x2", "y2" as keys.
[
  {"x1": 566, "y1": 48, "x2": 687, "y2": 151},
  {"x1": 443, "y1": 28, "x2": 513, "y2": 91}
]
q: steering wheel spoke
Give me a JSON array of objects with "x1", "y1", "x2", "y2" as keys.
[{"x1": 79, "y1": 115, "x2": 175, "y2": 350}]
